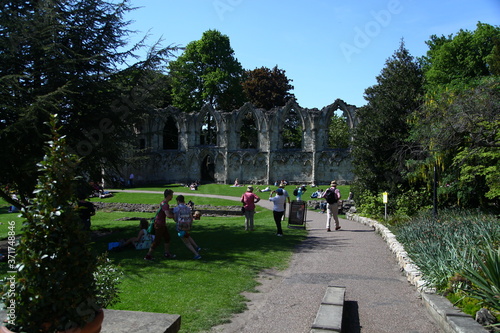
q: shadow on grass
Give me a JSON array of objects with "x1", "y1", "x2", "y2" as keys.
[{"x1": 92, "y1": 219, "x2": 307, "y2": 277}]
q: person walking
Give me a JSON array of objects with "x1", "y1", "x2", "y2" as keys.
[
  {"x1": 321, "y1": 180, "x2": 341, "y2": 231},
  {"x1": 241, "y1": 186, "x2": 260, "y2": 231},
  {"x1": 279, "y1": 184, "x2": 290, "y2": 221},
  {"x1": 144, "y1": 189, "x2": 176, "y2": 260},
  {"x1": 269, "y1": 188, "x2": 286, "y2": 236},
  {"x1": 173, "y1": 195, "x2": 202, "y2": 260}
]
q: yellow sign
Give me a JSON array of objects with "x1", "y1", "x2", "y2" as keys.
[{"x1": 382, "y1": 192, "x2": 388, "y2": 204}]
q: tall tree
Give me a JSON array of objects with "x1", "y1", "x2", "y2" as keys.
[
  {"x1": 351, "y1": 40, "x2": 424, "y2": 196},
  {"x1": 409, "y1": 78, "x2": 500, "y2": 208},
  {"x1": 0, "y1": 0, "x2": 167, "y2": 206},
  {"x1": 408, "y1": 22, "x2": 500, "y2": 208},
  {"x1": 168, "y1": 29, "x2": 246, "y2": 112},
  {"x1": 421, "y1": 22, "x2": 500, "y2": 87},
  {"x1": 242, "y1": 65, "x2": 294, "y2": 109}
]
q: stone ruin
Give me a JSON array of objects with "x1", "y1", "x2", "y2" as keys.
[{"x1": 126, "y1": 98, "x2": 358, "y2": 186}]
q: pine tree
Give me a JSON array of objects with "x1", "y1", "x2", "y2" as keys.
[
  {"x1": 0, "y1": 0, "x2": 160, "y2": 205},
  {"x1": 352, "y1": 40, "x2": 424, "y2": 196}
]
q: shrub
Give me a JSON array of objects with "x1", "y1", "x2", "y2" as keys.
[
  {"x1": 395, "y1": 209, "x2": 500, "y2": 292},
  {"x1": 462, "y1": 246, "x2": 500, "y2": 314}
]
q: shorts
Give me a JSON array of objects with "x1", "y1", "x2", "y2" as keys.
[{"x1": 177, "y1": 230, "x2": 190, "y2": 238}]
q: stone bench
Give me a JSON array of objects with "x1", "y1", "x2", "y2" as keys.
[
  {"x1": 310, "y1": 286, "x2": 345, "y2": 332},
  {"x1": 0, "y1": 309, "x2": 181, "y2": 333},
  {"x1": 102, "y1": 309, "x2": 181, "y2": 333}
]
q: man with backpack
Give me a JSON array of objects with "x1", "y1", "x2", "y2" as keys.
[{"x1": 321, "y1": 180, "x2": 341, "y2": 232}]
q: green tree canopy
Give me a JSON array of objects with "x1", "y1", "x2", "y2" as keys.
[
  {"x1": 421, "y1": 22, "x2": 500, "y2": 87},
  {"x1": 242, "y1": 65, "x2": 294, "y2": 109},
  {"x1": 0, "y1": 0, "x2": 169, "y2": 206},
  {"x1": 328, "y1": 113, "x2": 350, "y2": 149},
  {"x1": 408, "y1": 77, "x2": 500, "y2": 207},
  {"x1": 168, "y1": 29, "x2": 246, "y2": 112},
  {"x1": 407, "y1": 22, "x2": 500, "y2": 208},
  {"x1": 352, "y1": 40, "x2": 424, "y2": 197}
]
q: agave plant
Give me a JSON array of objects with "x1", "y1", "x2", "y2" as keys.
[{"x1": 462, "y1": 245, "x2": 500, "y2": 313}]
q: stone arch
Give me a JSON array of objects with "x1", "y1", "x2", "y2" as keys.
[
  {"x1": 162, "y1": 115, "x2": 178, "y2": 150},
  {"x1": 320, "y1": 99, "x2": 358, "y2": 149},
  {"x1": 197, "y1": 104, "x2": 222, "y2": 146},
  {"x1": 322, "y1": 99, "x2": 357, "y2": 129},
  {"x1": 277, "y1": 99, "x2": 308, "y2": 149},
  {"x1": 236, "y1": 103, "x2": 259, "y2": 149},
  {"x1": 129, "y1": 99, "x2": 357, "y2": 185},
  {"x1": 200, "y1": 153, "x2": 215, "y2": 182},
  {"x1": 214, "y1": 152, "x2": 226, "y2": 182}
]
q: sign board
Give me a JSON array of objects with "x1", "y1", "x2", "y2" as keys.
[
  {"x1": 382, "y1": 192, "x2": 388, "y2": 204},
  {"x1": 288, "y1": 201, "x2": 307, "y2": 228}
]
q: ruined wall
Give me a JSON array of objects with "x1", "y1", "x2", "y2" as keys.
[{"x1": 128, "y1": 99, "x2": 357, "y2": 185}]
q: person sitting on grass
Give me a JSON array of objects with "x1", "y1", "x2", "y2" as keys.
[
  {"x1": 118, "y1": 218, "x2": 154, "y2": 250},
  {"x1": 173, "y1": 195, "x2": 202, "y2": 260}
]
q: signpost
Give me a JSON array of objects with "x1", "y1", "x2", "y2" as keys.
[{"x1": 383, "y1": 192, "x2": 388, "y2": 220}]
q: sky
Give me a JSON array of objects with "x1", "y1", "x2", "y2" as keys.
[{"x1": 123, "y1": 0, "x2": 500, "y2": 109}]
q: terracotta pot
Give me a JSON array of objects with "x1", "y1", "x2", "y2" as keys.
[{"x1": 0, "y1": 309, "x2": 104, "y2": 333}]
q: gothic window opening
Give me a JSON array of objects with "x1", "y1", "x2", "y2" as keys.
[
  {"x1": 282, "y1": 108, "x2": 303, "y2": 149},
  {"x1": 240, "y1": 112, "x2": 258, "y2": 149},
  {"x1": 163, "y1": 116, "x2": 178, "y2": 150},
  {"x1": 200, "y1": 113, "x2": 217, "y2": 146},
  {"x1": 327, "y1": 111, "x2": 350, "y2": 149},
  {"x1": 139, "y1": 138, "x2": 146, "y2": 150}
]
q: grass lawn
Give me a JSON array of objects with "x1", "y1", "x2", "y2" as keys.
[{"x1": 0, "y1": 186, "x2": 311, "y2": 332}]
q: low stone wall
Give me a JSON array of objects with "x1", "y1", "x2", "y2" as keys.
[
  {"x1": 93, "y1": 202, "x2": 242, "y2": 216},
  {"x1": 346, "y1": 212, "x2": 431, "y2": 292}
]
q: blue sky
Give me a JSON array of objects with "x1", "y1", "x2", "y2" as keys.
[{"x1": 123, "y1": 0, "x2": 500, "y2": 109}]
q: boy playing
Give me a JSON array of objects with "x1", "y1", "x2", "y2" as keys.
[
  {"x1": 144, "y1": 189, "x2": 176, "y2": 260},
  {"x1": 173, "y1": 195, "x2": 202, "y2": 260}
]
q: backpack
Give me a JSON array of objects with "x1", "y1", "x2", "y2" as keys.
[
  {"x1": 293, "y1": 188, "x2": 299, "y2": 196},
  {"x1": 325, "y1": 189, "x2": 338, "y2": 204},
  {"x1": 175, "y1": 204, "x2": 193, "y2": 231}
]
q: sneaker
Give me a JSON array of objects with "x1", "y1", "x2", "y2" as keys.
[
  {"x1": 193, "y1": 254, "x2": 202, "y2": 260},
  {"x1": 335, "y1": 226, "x2": 341, "y2": 230},
  {"x1": 196, "y1": 247, "x2": 202, "y2": 252},
  {"x1": 276, "y1": 233, "x2": 283, "y2": 237},
  {"x1": 144, "y1": 254, "x2": 153, "y2": 261},
  {"x1": 164, "y1": 253, "x2": 176, "y2": 259},
  {"x1": 327, "y1": 228, "x2": 331, "y2": 232}
]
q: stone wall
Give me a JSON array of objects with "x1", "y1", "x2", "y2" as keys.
[{"x1": 127, "y1": 98, "x2": 358, "y2": 185}]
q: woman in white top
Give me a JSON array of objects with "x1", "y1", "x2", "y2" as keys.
[{"x1": 269, "y1": 188, "x2": 286, "y2": 236}]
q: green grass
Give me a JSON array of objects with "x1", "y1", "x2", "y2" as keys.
[
  {"x1": 116, "y1": 183, "x2": 351, "y2": 201},
  {"x1": 0, "y1": 187, "x2": 307, "y2": 333}
]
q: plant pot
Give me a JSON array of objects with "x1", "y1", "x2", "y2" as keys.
[
  {"x1": 0, "y1": 309, "x2": 104, "y2": 333},
  {"x1": 60, "y1": 309, "x2": 104, "y2": 333}
]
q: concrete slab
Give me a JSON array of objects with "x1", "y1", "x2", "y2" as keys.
[
  {"x1": 321, "y1": 286, "x2": 345, "y2": 306},
  {"x1": 0, "y1": 309, "x2": 181, "y2": 333},
  {"x1": 311, "y1": 304, "x2": 343, "y2": 332},
  {"x1": 101, "y1": 309, "x2": 181, "y2": 333},
  {"x1": 311, "y1": 286, "x2": 345, "y2": 332}
]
